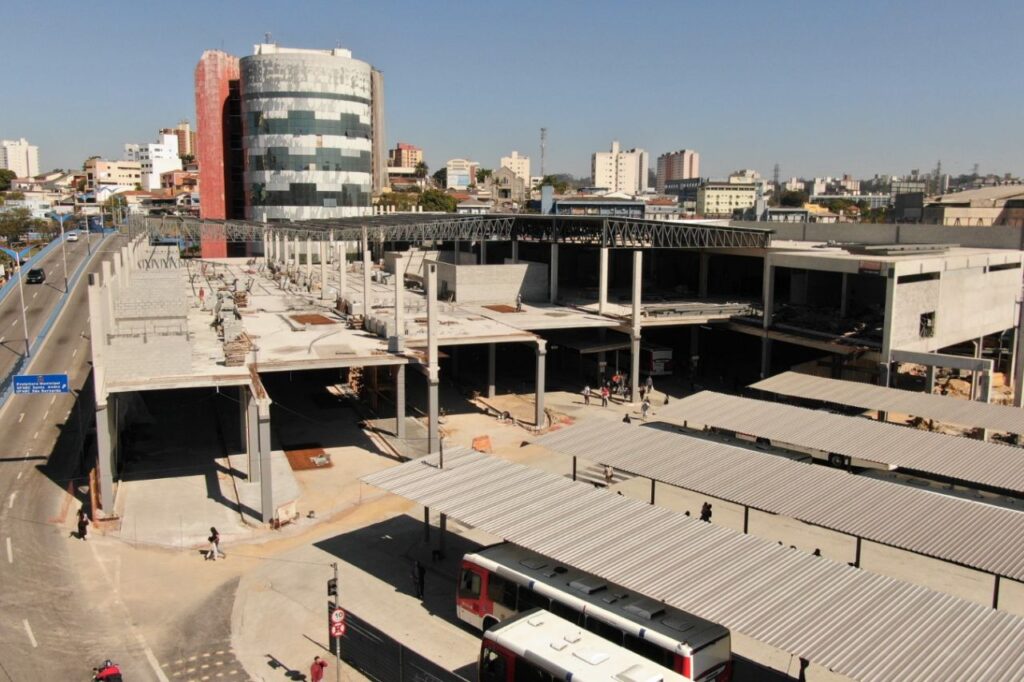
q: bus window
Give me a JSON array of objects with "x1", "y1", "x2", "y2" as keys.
[
  {"x1": 480, "y1": 647, "x2": 508, "y2": 682},
  {"x1": 549, "y1": 599, "x2": 581, "y2": 624},
  {"x1": 488, "y1": 574, "x2": 518, "y2": 610},
  {"x1": 624, "y1": 633, "x2": 674, "y2": 669},
  {"x1": 584, "y1": 615, "x2": 624, "y2": 645},
  {"x1": 514, "y1": 658, "x2": 554, "y2": 682},
  {"x1": 516, "y1": 586, "x2": 550, "y2": 613},
  {"x1": 459, "y1": 568, "x2": 482, "y2": 599}
]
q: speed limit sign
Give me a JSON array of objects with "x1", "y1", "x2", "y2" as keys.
[
  {"x1": 330, "y1": 621, "x2": 346, "y2": 638},
  {"x1": 331, "y1": 608, "x2": 346, "y2": 624}
]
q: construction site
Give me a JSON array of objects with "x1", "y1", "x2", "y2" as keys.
[{"x1": 77, "y1": 212, "x2": 1024, "y2": 681}]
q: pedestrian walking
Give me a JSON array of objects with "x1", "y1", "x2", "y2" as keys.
[
  {"x1": 639, "y1": 385, "x2": 646, "y2": 401},
  {"x1": 699, "y1": 502, "x2": 713, "y2": 523},
  {"x1": 641, "y1": 397, "x2": 651, "y2": 421},
  {"x1": 310, "y1": 656, "x2": 328, "y2": 682},
  {"x1": 515, "y1": 293, "x2": 523, "y2": 312},
  {"x1": 603, "y1": 465, "x2": 614, "y2": 485},
  {"x1": 645, "y1": 375, "x2": 653, "y2": 392},
  {"x1": 76, "y1": 508, "x2": 89, "y2": 541},
  {"x1": 207, "y1": 527, "x2": 222, "y2": 561},
  {"x1": 582, "y1": 385, "x2": 591, "y2": 406},
  {"x1": 412, "y1": 560, "x2": 426, "y2": 598},
  {"x1": 600, "y1": 385, "x2": 609, "y2": 407}
]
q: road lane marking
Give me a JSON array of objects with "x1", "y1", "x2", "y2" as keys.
[
  {"x1": 33, "y1": 431, "x2": 38, "y2": 440},
  {"x1": 7, "y1": 492, "x2": 16, "y2": 509},
  {"x1": 0, "y1": 336, "x2": 4, "y2": 343},
  {"x1": 18, "y1": 413, "x2": 24, "y2": 423},
  {"x1": 10, "y1": 320, "x2": 16, "y2": 327},
  {"x1": 42, "y1": 408, "x2": 49, "y2": 419},
  {"x1": 16, "y1": 472, "x2": 22, "y2": 480},
  {"x1": 32, "y1": 292, "x2": 37, "y2": 299},
  {"x1": 72, "y1": 348, "x2": 78, "y2": 358},
  {"x1": 49, "y1": 396, "x2": 56, "y2": 405},
  {"x1": 5, "y1": 537, "x2": 11, "y2": 563},
  {"x1": 22, "y1": 620, "x2": 37, "y2": 648}
]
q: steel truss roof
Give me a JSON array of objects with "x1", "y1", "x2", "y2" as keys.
[
  {"x1": 362, "y1": 449, "x2": 1024, "y2": 682},
  {"x1": 128, "y1": 213, "x2": 772, "y2": 249}
]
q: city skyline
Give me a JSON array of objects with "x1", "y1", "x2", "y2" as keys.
[{"x1": 2, "y1": 0, "x2": 1022, "y2": 180}]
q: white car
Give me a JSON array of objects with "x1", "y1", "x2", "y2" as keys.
[{"x1": 66, "y1": 232, "x2": 79, "y2": 242}]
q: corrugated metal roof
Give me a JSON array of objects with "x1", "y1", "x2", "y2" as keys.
[
  {"x1": 658, "y1": 391, "x2": 1024, "y2": 494},
  {"x1": 536, "y1": 419, "x2": 1024, "y2": 581},
  {"x1": 362, "y1": 450, "x2": 1024, "y2": 682},
  {"x1": 751, "y1": 371, "x2": 1024, "y2": 435}
]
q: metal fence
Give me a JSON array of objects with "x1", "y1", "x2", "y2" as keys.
[{"x1": 331, "y1": 608, "x2": 472, "y2": 682}]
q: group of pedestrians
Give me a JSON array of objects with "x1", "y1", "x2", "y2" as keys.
[{"x1": 582, "y1": 374, "x2": 655, "y2": 420}]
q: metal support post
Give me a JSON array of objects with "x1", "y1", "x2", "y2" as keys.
[
  {"x1": 362, "y1": 250, "x2": 372, "y2": 317},
  {"x1": 426, "y1": 263, "x2": 440, "y2": 454},
  {"x1": 630, "y1": 250, "x2": 642, "y2": 402},
  {"x1": 395, "y1": 364, "x2": 406, "y2": 442},
  {"x1": 649, "y1": 479, "x2": 656, "y2": 505},
  {"x1": 439, "y1": 513, "x2": 447, "y2": 559},
  {"x1": 487, "y1": 343, "x2": 496, "y2": 399},
  {"x1": 337, "y1": 241, "x2": 347, "y2": 304},
  {"x1": 549, "y1": 243, "x2": 559, "y2": 303},
  {"x1": 319, "y1": 241, "x2": 327, "y2": 300},
  {"x1": 511, "y1": 239, "x2": 519, "y2": 263},
  {"x1": 535, "y1": 340, "x2": 547, "y2": 428},
  {"x1": 423, "y1": 506, "x2": 431, "y2": 541},
  {"x1": 598, "y1": 247, "x2": 609, "y2": 315}
]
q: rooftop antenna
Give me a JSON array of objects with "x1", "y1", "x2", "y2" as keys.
[{"x1": 540, "y1": 127, "x2": 547, "y2": 178}]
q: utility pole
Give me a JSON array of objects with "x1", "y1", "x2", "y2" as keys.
[
  {"x1": 540, "y1": 127, "x2": 547, "y2": 178},
  {"x1": 330, "y1": 562, "x2": 341, "y2": 682},
  {"x1": 15, "y1": 257, "x2": 29, "y2": 358}
]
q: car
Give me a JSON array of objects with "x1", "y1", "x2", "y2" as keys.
[
  {"x1": 25, "y1": 268, "x2": 45, "y2": 284},
  {"x1": 66, "y1": 232, "x2": 79, "y2": 242}
]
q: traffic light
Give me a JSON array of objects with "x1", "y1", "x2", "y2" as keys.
[{"x1": 327, "y1": 577, "x2": 337, "y2": 597}]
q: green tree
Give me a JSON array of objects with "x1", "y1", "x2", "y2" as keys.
[
  {"x1": 778, "y1": 190, "x2": 807, "y2": 207},
  {"x1": 4, "y1": 191, "x2": 24, "y2": 201},
  {"x1": 0, "y1": 208, "x2": 39, "y2": 240},
  {"x1": 419, "y1": 189, "x2": 457, "y2": 213},
  {"x1": 476, "y1": 168, "x2": 492, "y2": 184},
  {"x1": 431, "y1": 168, "x2": 447, "y2": 188},
  {"x1": 414, "y1": 161, "x2": 428, "y2": 179},
  {"x1": 378, "y1": 192, "x2": 420, "y2": 212},
  {"x1": 0, "y1": 169, "x2": 16, "y2": 192},
  {"x1": 538, "y1": 174, "x2": 570, "y2": 194}
]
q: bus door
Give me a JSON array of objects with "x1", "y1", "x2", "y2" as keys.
[
  {"x1": 479, "y1": 641, "x2": 513, "y2": 682},
  {"x1": 457, "y1": 561, "x2": 491, "y2": 628}
]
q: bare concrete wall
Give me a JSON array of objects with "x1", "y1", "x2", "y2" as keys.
[
  {"x1": 453, "y1": 261, "x2": 548, "y2": 304},
  {"x1": 732, "y1": 220, "x2": 1024, "y2": 250}
]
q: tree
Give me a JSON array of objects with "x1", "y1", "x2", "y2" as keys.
[
  {"x1": 476, "y1": 168, "x2": 492, "y2": 184},
  {"x1": 778, "y1": 190, "x2": 807, "y2": 207},
  {"x1": 419, "y1": 189, "x2": 457, "y2": 213},
  {"x1": 0, "y1": 208, "x2": 41, "y2": 241},
  {"x1": 538, "y1": 175, "x2": 570, "y2": 194},
  {"x1": 414, "y1": 161, "x2": 428, "y2": 179},
  {"x1": 0, "y1": 169, "x2": 15, "y2": 192},
  {"x1": 431, "y1": 168, "x2": 447, "y2": 188},
  {"x1": 378, "y1": 191, "x2": 420, "y2": 212}
]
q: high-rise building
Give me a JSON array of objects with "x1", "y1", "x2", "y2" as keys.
[
  {"x1": 655, "y1": 149, "x2": 699, "y2": 192},
  {"x1": 591, "y1": 141, "x2": 648, "y2": 194},
  {"x1": 446, "y1": 159, "x2": 479, "y2": 189},
  {"x1": 85, "y1": 158, "x2": 142, "y2": 190},
  {"x1": 500, "y1": 151, "x2": 531, "y2": 186},
  {"x1": 161, "y1": 121, "x2": 197, "y2": 159},
  {"x1": 240, "y1": 43, "x2": 376, "y2": 221},
  {"x1": 389, "y1": 142, "x2": 423, "y2": 168},
  {"x1": 195, "y1": 49, "x2": 244, "y2": 238},
  {"x1": 124, "y1": 133, "x2": 183, "y2": 191},
  {"x1": 0, "y1": 138, "x2": 40, "y2": 178}
]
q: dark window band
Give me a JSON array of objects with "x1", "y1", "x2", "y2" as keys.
[
  {"x1": 244, "y1": 110, "x2": 371, "y2": 139},
  {"x1": 248, "y1": 182, "x2": 370, "y2": 208},
  {"x1": 248, "y1": 147, "x2": 371, "y2": 173},
  {"x1": 242, "y1": 90, "x2": 370, "y2": 105}
]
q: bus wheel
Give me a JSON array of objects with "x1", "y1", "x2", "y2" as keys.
[{"x1": 483, "y1": 617, "x2": 499, "y2": 631}]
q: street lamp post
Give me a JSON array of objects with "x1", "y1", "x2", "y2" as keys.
[
  {"x1": 15, "y1": 258, "x2": 30, "y2": 358},
  {"x1": 49, "y1": 212, "x2": 71, "y2": 293}
]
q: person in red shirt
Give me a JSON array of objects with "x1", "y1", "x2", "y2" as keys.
[
  {"x1": 310, "y1": 655, "x2": 327, "y2": 682},
  {"x1": 93, "y1": 660, "x2": 123, "y2": 681}
]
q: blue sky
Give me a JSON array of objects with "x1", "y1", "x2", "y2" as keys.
[{"x1": 3, "y1": 1, "x2": 1021, "y2": 180}]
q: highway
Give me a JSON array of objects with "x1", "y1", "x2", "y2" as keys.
[
  {"x1": 0, "y1": 234, "x2": 167, "y2": 680},
  {"x1": 0, "y1": 232, "x2": 103, "y2": 385}
]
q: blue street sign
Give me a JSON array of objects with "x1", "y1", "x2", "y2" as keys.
[{"x1": 13, "y1": 374, "x2": 70, "y2": 395}]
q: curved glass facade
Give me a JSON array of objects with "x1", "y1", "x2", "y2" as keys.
[{"x1": 240, "y1": 48, "x2": 374, "y2": 221}]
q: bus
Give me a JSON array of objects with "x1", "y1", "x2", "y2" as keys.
[
  {"x1": 480, "y1": 608, "x2": 690, "y2": 682},
  {"x1": 458, "y1": 543, "x2": 731, "y2": 682},
  {"x1": 640, "y1": 344, "x2": 674, "y2": 377}
]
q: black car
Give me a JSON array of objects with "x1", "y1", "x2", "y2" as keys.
[{"x1": 25, "y1": 268, "x2": 45, "y2": 284}]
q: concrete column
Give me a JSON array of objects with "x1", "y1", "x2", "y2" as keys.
[
  {"x1": 698, "y1": 253, "x2": 710, "y2": 298},
  {"x1": 840, "y1": 272, "x2": 849, "y2": 318},
  {"x1": 925, "y1": 364, "x2": 936, "y2": 393},
  {"x1": 245, "y1": 388, "x2": 260, "y2": 483},
  {"x1": 550, "y1": 243, "x2": 559, "y2": 303},
  {"x1": 362, "y1": 250, "x2": 372, "y2": 317},
  {"x1": 972, "y1": 336, "x2": 984, "y2": 401},
  {"x1": 388, "y1": 258, "x2": 406, "y2": 352},
  {"x1": 94, "y1": 402, "x2": 115, "y2": 517},
  {"x1": 598, "y1": 247, "x2": 609, "y2": 315},
  {"x1": 337, "y1": 241, "x2": 347, "y2": 303},
  {"x1": 305, "y1": 237, "x2": 313, "y2": 283},
  {"x1": 535, "y1": 340, "x2": 547, "y2": 428},
  {"x1": 878, "y1": 362, "x2": 891, "y2": 388},
  {"x1": 631, "y1": 250, "x2": 642, "y2": 402},
  {"x1": 480, "y1": 240, "x2": 488, "y2": 265},
  {"x1": 1014, "y1": 301, "x2": 1024, "y2": 406},
  {"x1": 511, "y1": 239, "x2": 519, "y2": 263},
  {"x1": 879, "y1": 272, "x2": 897, "y2": 386},
  {"x1": 426, "y1": 263, "x2": 440, "y2": 454},
  {"x1": 319, "y1": 241, "x2": 327, "y2": 299},
  {"x1": 328, "y1": 229, "x2": 335, "y2": 263},
  {"x1": 395, "y1": 364, "x2": 406, "y2": 442},
  {"x1": 263, "y1": 232, "x2": 270, "y2": 264},
  {"x1": 257, "y1": 402, "x2": 273, "y2": 524},
  {"x1": 487, "y1": 343, "x2": 496, "y2": 399}
]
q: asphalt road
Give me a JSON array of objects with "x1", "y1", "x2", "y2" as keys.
[
  {"x1": 0, "y1": 232, "x2": 103, "y2": 383},
  {"x1": 0, "y1": 234, "x2": 169, "y2": 681}
]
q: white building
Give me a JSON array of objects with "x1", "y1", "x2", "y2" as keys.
[
  {"x1": 591, "y1": 141, "x2": 648, "y2": 194},
  {"x1": 446, "y1": 158, "x2": 479, "y2": 189},
  {"x1": 500, "y1": 151, "x2": 531, "y2": 186},
  {"x1": 655, "y1": 149, "x2": 699, "y2": 192},
  {"x1": 0, "y1": 138, "x2": 40, "y2": 179},
  {"x1": 125, "y1": 133, "x2": 182, "y2": 191}
]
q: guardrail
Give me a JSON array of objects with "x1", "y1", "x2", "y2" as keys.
[{"x1": 0, "y1": 232, "x2": 117, "y2": 410}]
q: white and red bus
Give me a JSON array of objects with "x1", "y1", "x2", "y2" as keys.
[
  {"x1": 458, "y1": 543, "x2": 731, "y2": 682},
  {"x1": 480, "y1": 608, "x2": 690, "y2": 682}
]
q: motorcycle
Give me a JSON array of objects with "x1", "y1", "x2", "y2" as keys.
[{"x1": 92, "y1": 660, "x2": 123, "y2": 681}]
